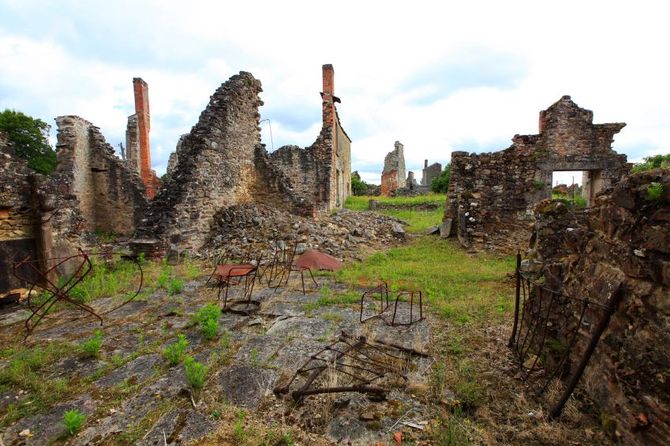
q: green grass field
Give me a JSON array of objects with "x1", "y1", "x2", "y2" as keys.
[{"x1": 344, "y1": 194, "x2": 446, "y2": 233}]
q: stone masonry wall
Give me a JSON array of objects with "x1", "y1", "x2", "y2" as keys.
[
  {"x1": 381, "y1": 141, "x2": 406, "y2": 196},
  {"x1": 54, "y1": 116, "x2": 148, "y2": 235},
  {"x1": 528, "y1": 169, "x2": 670, "y2": 445},
  {"x1": 446, "y1": 96, "x2": 629, "y2": 253},
  {"x1": 141, "y1": 72, "x2": 266, "y2": 251}
]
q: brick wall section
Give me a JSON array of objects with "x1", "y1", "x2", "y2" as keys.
[
  {"x1": 381, "y1": 141, "x2": 406, "y2": 196},
  {"x1": 529, "y1": 169, "x2": 670, "y2": 445},
  {"x1": 141, "y1": 72, "x2": 266, "y2": 251},
  {"x1": 54, "y1": 116, "x2": 148, "y2": 235},
  {"x1": 446, "y1": 96, "x2": 629, "y2": 253}
]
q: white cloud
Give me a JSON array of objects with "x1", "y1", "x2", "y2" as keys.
[{"x1": 1, "y1": 0, "x2": 668, "y2": 179}]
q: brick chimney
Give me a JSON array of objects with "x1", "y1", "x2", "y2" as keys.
[
  {"x1": 322, "y1": 64, "x2": 335, "y2": 127},
  {"x1": 539, "y1": 110, "x2": 547, "y2": 134},
  {"x1": 424, "y1": 159, "x2": 428, "y2": 169},
  {"x1": 133, "y1": 78, "x2": 155, "y2": 198}
]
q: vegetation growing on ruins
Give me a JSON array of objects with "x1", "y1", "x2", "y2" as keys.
[
  {"x1": 632, "y1": 153, "x2": 670, "y2": 172},
  {"x1": 345, "y1": 193, "x2": 446, "y2": 232},
  {"x1": 0, "y1": 109, "x2": 57, "y2": 175}
]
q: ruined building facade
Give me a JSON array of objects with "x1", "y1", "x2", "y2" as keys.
[
  {"x1": 125, "y1": 78, "x2": 160, "y2": 198},
  {"x1": 381, "y1": 141, "x2": 406, "y2": 196},
  {"x1": 446, "y1": 96, "x2": 629, "y2": 252},
  {"x1": 268, "y1": 65, "x2": 352, "y2": 211},
  {"x1": 142, "y1": 65, "x2": 352, "y2": 251}
]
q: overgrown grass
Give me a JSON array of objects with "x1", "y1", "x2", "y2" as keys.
[
  {"x1": 62, "y1": 409, "x2": 86, "y2": 436},
  {"x1": 80, "y1": 329, "x2": 103, "y2": 358},
  {"x1": 345, "y1": 194, "x2": 446, "y2": 233},
  {"x1": 345, "y1": 193, "x2": 446, "y2": 210},
  {"x1": 193, "y1": 303, "x2": 220, "y2": 340},
  {"x1": 163, "y1": 334, "x2": 189, "y2": 366},
  {"x1": 337, "y1": 237, "x2": 515, "y2": 324}
]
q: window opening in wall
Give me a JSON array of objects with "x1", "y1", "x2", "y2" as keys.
[{"x1": 551, "y1": 171, "x2": 586, "y2": 207}]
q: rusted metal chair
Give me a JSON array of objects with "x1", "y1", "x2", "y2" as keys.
[
  {"x1": 273, "y1": 244, "x2": 327, "y2": 295},
  {"x1": 212, "y1": 250, "x2": 263, "y2": 314}
]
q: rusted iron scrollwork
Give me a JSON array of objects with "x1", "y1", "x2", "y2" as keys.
[
  {"x1": 509, "y1": 253, "x2": 622, "y2": 420},
  {"x1": 274, "y1": 331, "x2": 427, "y2": 403},
  {"x1": 12, "y1": 249, "x2": 144, "y2": 337}
]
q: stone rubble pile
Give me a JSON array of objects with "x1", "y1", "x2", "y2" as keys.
[{"x1": 205, "y1": 203, "x2": 406, "y2": 261}]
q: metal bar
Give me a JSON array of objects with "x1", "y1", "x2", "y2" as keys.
[
  {"x1": 508, "y1": 252, "x2": 522, "y2": 347},
  {"x1": 548, "y1": 289, "x2": 622, "y2": 420}
]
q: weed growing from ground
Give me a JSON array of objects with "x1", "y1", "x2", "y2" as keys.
[
  {"x1": 431, "y1": 408, "x2": 471, "y2": 445},
  {"x1": 168, "y1": 277, "x2": 185, "y2": 295},
  {"x1": 184, "y1": 356, "x2": 207, "y2": 390},
  {"x1": 232, "y1": 410, "x2": 248, "y2": 443},
  {"x1": 80, "y1": 329, "x2": 103, "y2": 358},
  {"x1": 163, "y1": 334, "x2": 189, "y2": 366},
  {"x1": 193, "y1": 303, "x2": 220, "y2": 340},
  {"x1": 645, "y1": 182, "x2": 664, "y2": 201},
  {"x1": 62, "y1": 409, "x2": 86, "y2": 436}
]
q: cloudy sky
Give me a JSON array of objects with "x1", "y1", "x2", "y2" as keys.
[{"x1": 1, "y1": 1, "x2": 668, "y2": 185}]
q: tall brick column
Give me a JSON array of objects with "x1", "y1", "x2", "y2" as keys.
[
  {"x1": 322, "y1": 64, "x2": 335, "y2": 128},
  {"x1": 133, "y1": 78, "x2": 155, "y2": 198}
]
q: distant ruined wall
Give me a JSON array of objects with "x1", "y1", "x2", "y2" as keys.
[
  {"x1": 528, "y1": 170, "x2": 670, "y2": 445},
  {"x1": 421, "y1": 160, "x2": 442, "y2": 187},
  {"x1": 268, "y1": 145, "x2": 323, "y2": 207},
  {"x1": 446, "y1": 96, "x2": 629, "y2": 253},
  {"x1": 141, "y1": 72, "x2": 266, "y2": 251},
  {"x1": 381, "y1": 141, "x2": 406, "y2": 196},
  {"x1": 54, "y1": 116, "x2": 148, "y2": 235}
]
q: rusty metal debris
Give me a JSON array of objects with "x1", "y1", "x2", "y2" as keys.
[
  {"x1": 12, "y1": 249, "x2": 144, "y2": 337},
  {"x1": 360, "y1": 283, "x2": 424, "y2": 326},
  {"x1": 508, "y1": 253, "x2": 622, "y2": 420},
  {"x1": 274, "y1": 331, "x2": 425, "y2": 403}
]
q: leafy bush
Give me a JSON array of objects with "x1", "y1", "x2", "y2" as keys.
[
  {"x1": 193, "y1": 303, "x2": 220, "y2": 340},
  {"x1": 431, "y1": 163, "x2": 452, "y2": 193},
  {"x1": 163, "y1": 334, "x2": 189, "y2": 366},
  {"x1": 646, "y1": 182, "x2": 664, "y2": 201},
  {"x1": 184, "y1": 356, "x2": 207, "y2": 389},
  {"x1": 80, "y1": 330, "x2": 103, "y2": 358},
  {"x1": 351, "y1": 174, "x2": 368, "y2": 196},
  {"x1": 62, "y1": 409, "x2": 86, "y2": 436},
  {"x1": 632, "y1": 153, "x2": 670, "y2": 173}
]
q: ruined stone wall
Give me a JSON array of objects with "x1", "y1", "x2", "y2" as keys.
[
  {"x1": 141, "y1": 72, "x2": 266, "y2": 251},
  {"x1": 54, "y1": 116, "x2": 148, "y2": 235},
  {"x1": 268, "y1": 145, "x2": 322, "y2": 206},
  {"x1": 446, "y1": 96, "x2": 629, "y2": 253},
  {"x1": 0, "y1": 133, "x2": 40, "y2": 292},
  {"x1": 528, "y1": 170, "x2": 670, "y2": 445},
  {"x1": 125, "y1": 114, "x2": 140, "y2": 174},
  {"x1": 0, "y1": 133, "x2": 35, "y2": 242},
  {"x1": 421, "y1": 161, "x2": 442, "y2": 187},
  {"x1": 381, "y1": 141, "x2": 406, "y2": 196}
]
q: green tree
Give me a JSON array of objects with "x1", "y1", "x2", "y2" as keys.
[
  {"x1": 632, "y1": 153, "x2": 670, "y2": 173},
  {"x1": 0, "y1": 109, "x2": 57, "y2": 175},
  {"x1": 430, "y1": 163, "x2": 451, "y2": 193},
  {"x1": 351, "y1": 174, "x2": 367, "y2": 196}
]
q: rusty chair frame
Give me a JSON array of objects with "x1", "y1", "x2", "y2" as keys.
[
  {"x1": 359, "y1": 281, "x2": 390, "y2": 323},
  {"x1": 273, "y1": 242, "x2": 319, "y2": 295},
  {"x1": 213, "y1": 251, "x2": 264, "y2": 315},
  {"x1": 359, "y1": 284, "x2": 424, "y2": 327},
  {"x1": 12, "y1": 249, "x2": 144, "y2": 337}
]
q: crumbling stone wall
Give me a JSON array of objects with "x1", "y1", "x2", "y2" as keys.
[
  {"x1": 381, "y1": 141, "x2": 406, "y2": 196},
  {"x1": 54, "y1": 116, "x2": 148, "y2": 235},
  {"x1": 421, "y1": 160, "x2": 442, "y2": 187},
  {"x1": 268, "y1": 145, "x2": 323, "y2": 208},
  {"x1": 446, "y1": 96, "x2": 629, "y2": 253},
  {"x1": 0, "y1": 133, "x2": 39, "y2": 292},
  {"x1": 141, "y1": 72, "x2": 269, "y2": 250},
  {"x1": 528, "y1": 170, "x2": 670, "y2": 445}
]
